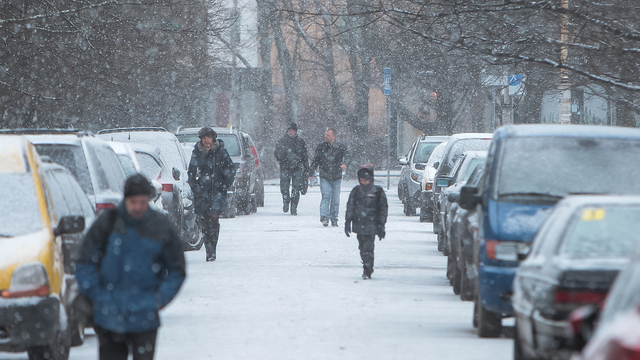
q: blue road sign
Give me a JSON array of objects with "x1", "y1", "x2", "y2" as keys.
[
  {"x1": 384, "y1": 68, "x2": 391, "y2": 95},
  {"x1": 509, "y1": 74, "x2": 524, "y2": 86}
]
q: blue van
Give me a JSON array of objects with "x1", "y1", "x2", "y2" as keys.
[{"x1": 458, "y1": 124, "x2": 640, "y2": 338}]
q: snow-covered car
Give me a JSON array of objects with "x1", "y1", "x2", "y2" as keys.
[
  {"x1": 96, "y1": 127, "x2": 199, "y2": 245},
  {"x1": 418, "y1": 141, "x2": 448, "y2": 222},
  {"x1": 432, "y1": 133, "x2": 493, "y2": 236},
  {"x1": 0, "y1": 136, "x2": 88, "y2": 359},
  {"x1": 175, "y1": 126, "x2": 265, "y2": 216},
  {"x1": 0, "y1": 129, "x2": 128, "y2": 212},
  {"x1": 570, "y1": 238, "x2": 640, "y2": 360},
  {"x1": 398, "y1": 135, "x2": 449, "y2": 217},
  {"x1": 513, "y1": 195, "x2": 640, "y2": 360},
  {"x1": 107, "y1": 141, "x2": 164, "y2": 212}
]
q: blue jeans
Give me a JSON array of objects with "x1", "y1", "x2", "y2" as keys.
[{"x1": 319, "y1": 178, "x2": 341, "y2": 222}]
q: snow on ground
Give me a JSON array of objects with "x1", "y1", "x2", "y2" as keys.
[{"x1": 2, "y1": 178, "x2": 513, "y2": 360}]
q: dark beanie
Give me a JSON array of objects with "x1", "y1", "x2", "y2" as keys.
[
  {"x1": 357, "y1": 164, "x2": 374, "y2": 180},
  {"x1": 198, "y1": 127, "x2": 217, "y2": 139},
  {"x1": 288, "y1": 123, "x2": 298, "y2": 131},
  {"x1": 124, "y1": 173, "x2": 153, "y2": 198}
]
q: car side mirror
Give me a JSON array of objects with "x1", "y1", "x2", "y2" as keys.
[
  {"x1": 448, "y1": 192, "x2": 460, "y2": 203},
  {"x1": 54, "y1": 216, "x2": 85, "y2": 236},
  {"x1": 172, "y1": 167, "x2": 181, "y2": 181},
  {"x1": 151, "y1": 180, "x2": 163, "y2": 201},
  {"x1": 459, "y1": 185, "x2": 482, "y2": 210},
  {"x1": 432, "y1": 161, "x2": 440, "y2": 169},
  {"x1": 398, "y1": 156, "x2": 408, "y2": 166}
]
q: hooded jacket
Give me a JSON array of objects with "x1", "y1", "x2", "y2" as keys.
[
  {"x1": 345, "y1": 165, "x2": 388, "y2": 235},
  {"x1": 187, "y1": 140, "x2": 236, "y2": 214},
  {"x1": 75, "y1": 205, "x2": 186, "y2": 333}
]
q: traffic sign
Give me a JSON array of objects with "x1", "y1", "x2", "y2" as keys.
[{"x1": 383, "y1": 68, "x2": 391, "y2": 95}]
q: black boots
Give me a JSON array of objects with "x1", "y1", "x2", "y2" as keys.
[
  {"x1": 290, "y1": 203, "x2": 297, "y2": 215},
  {"x1": 283, "y1": 194, "x2": 290, "y2": 213},
  {"x1": 321, "y1": 216, "x2": 329, "y2": 227},
  {"x1": 204, "y1": 222, "x2": 220, "y2": 262},
  {"x1": 362, "y1": 264, "x2": 373, "y2": 280}
]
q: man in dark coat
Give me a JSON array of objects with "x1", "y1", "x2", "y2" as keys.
[
  {"x1": 75, "y1": 174, "x2": 186, "y2": 360},
  {"x1": 344, "y1": 164, "x2": 388, "y2": 280},
  {"x1": 309, "y1": 128, "x2": 350, "y2": 227},
  {"x1": 274, "y1": 122, "x2": 309, "y2": 215},
  {"x1": 187, "y1": 127, "x2": 236, "y2": 261}
]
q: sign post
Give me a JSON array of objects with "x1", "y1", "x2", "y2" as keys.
[{"x1": 384, "y1": 68, "x2": 391, "y2": 190}]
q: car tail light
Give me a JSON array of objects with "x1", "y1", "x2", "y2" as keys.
[
  {"x1": 620, "y1": 345, "x2": 640, "y2": 360},
  {"x1": 162, "y1": 183, "x2": 173, "y2": 192},
  {"x1": 485, "y1": 240, "x2": 529, "y2": 262},
  {"x1": 96, "y1": 203, "x2": 115, "y2": 212},
  {"x1": 424, "y1": 182, "x2": 433, "y2": 191},
  {"x1": 555, "y1": 290, "x2": 607, "y2": 304},
  {"x1": 250, "y1": 145, "x2": 260, "y2": 168}
]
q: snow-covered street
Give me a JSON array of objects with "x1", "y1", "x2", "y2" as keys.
[{"x1": 3, "y1": 179, "x2": 512, "y2": 360}]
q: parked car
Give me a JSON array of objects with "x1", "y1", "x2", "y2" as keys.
[
  {"x1": 96, "y1": 127, "x2": 199, "y2": 244},
  {"x1": 0, "y1": 135, "x2": 88, "y2": 359},
  {"x1": 398, "y1": 135, "x2": 449, "y2": 217},
  {"x1": 570, "y1": 243, "x2": 640, "y2": 360},
  {"x1": 128, "y1": 142, "x2": 203, "y2": 251},
  {"x1": 107, "y1": 141, "x2": 164, "y2": 212},
  {"x1": 446, "y1": 165, "x2": 485, "y2": 301},
  {"x1": 0, "y1": 129, "x2": 127, "y2": 212},
  {"x1": 418, "y1": 141, "x2": 448, "y2": 222},
  {"x1": 513, "y1": 195, "x2": 640, "y2": 360},
  {"x1": 175, "y1": 126, "x2": 265, "y2": 216},
  {"x1": 458, "y1": 124, "x2": 640, "y2": 338}
]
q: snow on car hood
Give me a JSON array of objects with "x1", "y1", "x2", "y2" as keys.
[
  {"x1": 0, "y1": 229, "x2": 50, "y2": 269},
  {"x1": 490, "y1": 202, "x2": 552, "y2": 242}
]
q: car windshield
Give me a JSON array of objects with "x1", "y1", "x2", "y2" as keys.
[
  {"x1": 427, "y1": 142, "x2": 447, "y2": 169},
  {"x1": 34, "y1": 144, "x2": 93, "y2": 195},
  {"x1": 497, "y1": 137, "x2": 640, "y2": 198},
  {"x1": 441, "y1": 139, "x2": 491, "y2": 175},
  {"x1": 175, "y1": 133, "x2": 200, "y2": 143},
  {"x1": 559, "y1": 205, "x2": 640, "y2": 259},
  {"x1": 414, "y1": 142, "x2": 443, "y2": 163},
  {"x1": 0, "y1": 173, "x2": 43, "y2": 237},
  {"x1": 217, "y1": 134, "x2": 240, "y2": 157}
]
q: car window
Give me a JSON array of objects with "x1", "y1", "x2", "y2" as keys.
[
  {"x1": 59, "y1": 170, "x2": 96, "y2": 218},
  {"x1": 496, "y1": 137, "x2": 640, "y2": 198},
  {"x1": 34, "y1": 144, "x2": 94, "y2": 195},
  {"x1": 116, "y1": 154, "x2": 138, "y2": 176},
  {"x1": 43, "y1": 170, "x2": 70, "y2": 220},
  {"x1": 460, "y1": 157, "x2": 485, "y2": 183},
  {"x1": 427, "y1": 142, "x2": 447, "y2": 169},
  {"x1": 559, "y1": 205, "x2": 640, "y2": 258},
  {"x1": 136, "y1": 152, "x2": 163, "y2": 180},
  {"x1": 51, "y1": 169, "x2": 85, "y2": 217},
  {"x1": 0, "y1": 173, "x2": 44, "y2": 236},
  {"x1": 175, "y1": 133, "x2": 200, "y2": 143},
  {"x1": 84, "y1": 143, "x2": 111, "y2": 193},
  {"x1": 94, "y1": 143, "x2": 126, "y2": 192},
  {"x1": 441, "y1": 139, "x2": 492, "y2": 175},
  {"x1": 414, "y1": 142, "x2": 443, "y2": 163},
  {"x1": 217, "y1": 134, "x2": 240, "y2": 156}
]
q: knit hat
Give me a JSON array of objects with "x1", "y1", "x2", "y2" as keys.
[
  {"x1": 198, "y1": 127, "x2": 217, "y2": 139},
  {"x1": 357, "y1": 164, "x2": 374, "y2": 180},
  {"x1": 124, "y1": 173, "x2": 154, "y2": 198},
  {"x1": 288, "y1": 123, "x2": 298, "y2": 131}
]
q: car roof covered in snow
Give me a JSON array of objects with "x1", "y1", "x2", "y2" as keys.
[
  {"x1": 0, "y1": 135, "x2": 35, "y2": 174},
  {"x1": 495, "y1": 124, "x2": 640, "y2": 140}
]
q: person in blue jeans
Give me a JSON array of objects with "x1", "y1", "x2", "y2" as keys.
[{"x1": 309, "y1": 128, "x2": 350, "y2": 227}]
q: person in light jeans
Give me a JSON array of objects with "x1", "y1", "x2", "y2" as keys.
[{"x1": 309, "y1": 128, "x2": 350, "y2": 227}]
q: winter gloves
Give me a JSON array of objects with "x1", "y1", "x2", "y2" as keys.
[
  {"x1": 344, "y1": 220, "x2": 351, "y2": 237},
  {"x1": 377, "y1": 224, "x2": 386, "y2": 240}
]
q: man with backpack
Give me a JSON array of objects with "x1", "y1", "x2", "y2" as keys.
[{"x1": 75, "y1": 174, "x2": 186, "y2": 360}]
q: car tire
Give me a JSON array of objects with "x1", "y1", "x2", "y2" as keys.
[
  {"x1": 223, "y1": 193, "x2": 237, "y2": 218},
  {"x1": 403, "y1": 201, "x2": 411, "y2": 216},
  {"x1": 419, "y1": 206, "x2": 433, "y2": 222},
  {"x1": 476, "y1": 293, "x2": 503, "y2": 338},
  {"x1": 437, "y1": 230, "x2": 445, "y2": 252},
  {"x1": 183, "y1": 220, "x2": 203, "y2": 251},
  {"x1": 256, "y1": 183, "x2": 265, "y2": 207},
  {"x1": 446, "y1": 254, "x2": 454, "y2": 284},
  {"x1": 513, "y1": 319, "x2": 526, "y2": 360},
  {"x1": 452, "y1": 258, "x2": 462, "y2": 295},
  {"x1": 460, "y1": 260, "x2": 474, "y2": 301},
  {"x1": 28, "y1": 322, "x2": 70, "y2": 360}
]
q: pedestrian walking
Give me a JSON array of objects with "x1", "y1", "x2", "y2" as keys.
[
  {"x1": 274, "y1": 122, "x2": 309, "y2": 215},
  {"x1": 187, "y1": 127, "x2": 236, "y2": 261},
  {"x1": 344, "y1": 165, "x2": 388, "y2": 280},
  {"x1": 75, "y1": 174, "x2": 186, "y2": 360},
  {"x1": 309, "y1": 128, "x2": 350, "y2": 227}
]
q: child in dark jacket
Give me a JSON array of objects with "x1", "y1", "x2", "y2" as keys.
[{"x1": 344, "y1": 164, "x2": 389, "y2": 279}]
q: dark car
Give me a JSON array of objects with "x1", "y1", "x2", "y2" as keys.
[
  {"x1": 398, "y1": 135, "x2": 449, "y2": 217},
  {"x1": 571, "y1": 242, "x2": 640, "y2": 360},
  {"x1": 175, "y1": 126, "x2": 265, "y2": 217},
  {"x1": 458, "y1": 124, "x2": 640, "y2": 338},
  {"x1": 513, "y1": 195, "x2": 640, "y2": 360}
]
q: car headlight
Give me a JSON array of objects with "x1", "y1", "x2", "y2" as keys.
[{"x1": 1, "y1": 263, "x2": 50, "y2": 298}]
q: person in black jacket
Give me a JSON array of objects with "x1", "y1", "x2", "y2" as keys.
[
  {"x1": 274, "y1": 123, "x2": 309, "y2": 215},
  {"x1": 187, "y1": 127, "x2": 236, "y2": 262},
  {"x1": 344, "y1": 164, "x2": 388, "y2": 280},
  {"x1": 309, "y1": 128, "x2": 350, "y2": 227},
  {"x1": 75, "y1": 174, "x2": 186, "y2": 360}
]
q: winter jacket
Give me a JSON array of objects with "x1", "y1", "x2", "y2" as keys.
[
  {"x1": 274, "y1": 134, "x2": 309, "y2": 172},
  {"x1": 346, "y1": 184, "x2": 388, "y2": 236},
  {"x1": 310, "y1": 142, "x2": 350, "y2": 181},
  {"x1": 188, "y1": 140, "x2": 236, "y2": 214},
  {"x1": 75, "y1": 206, "x2": 186, "y2": 334}
]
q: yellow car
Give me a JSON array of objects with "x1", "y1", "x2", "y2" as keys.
[{"x1": 0, "y1": 135, "x2": 86, "y2": 360}]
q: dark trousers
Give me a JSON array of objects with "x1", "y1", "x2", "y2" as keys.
[
  {"x1": 357, "y1": 234, "x2": 375, "y2": 273},
  {"x1": 199, "y1": 212, "x2": 220, "y2": 258},
  {"x1": 94, "y1": 326, "x2": 158, "y2": 360},
  {"x1": 280, "y1": 167, "x2": 304, "y2": 208}
]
